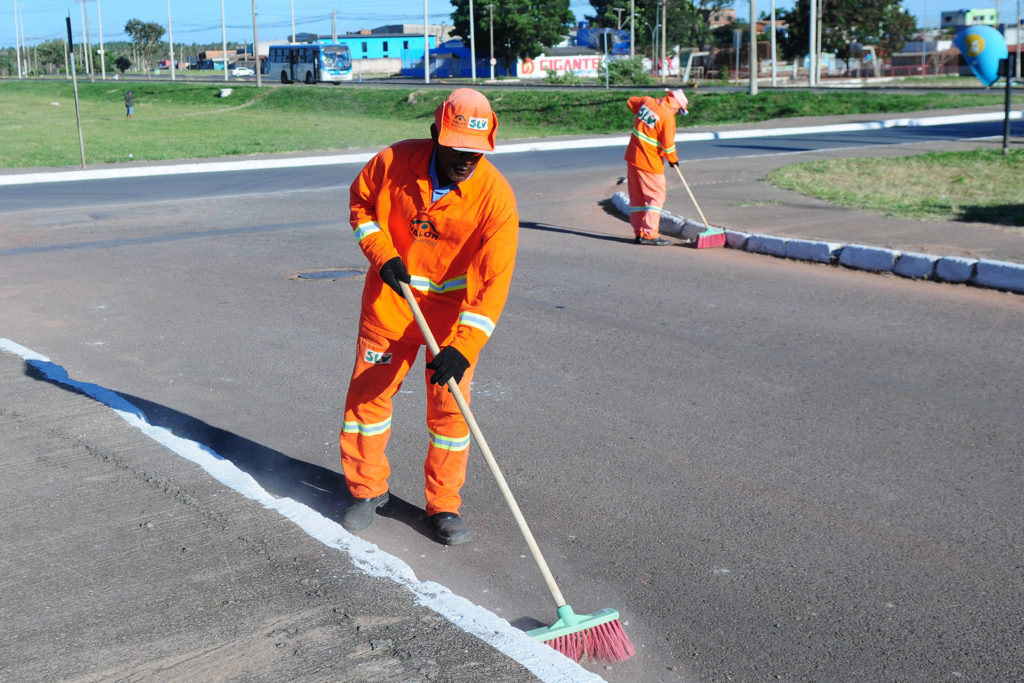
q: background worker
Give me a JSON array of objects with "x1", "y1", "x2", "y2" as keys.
[
  {"x1": 624, "y1": 89, "x2": 689, "y2": 246},
  {"x1": 340, "y1": 88, "x2": 519, "y2": 546},
  {"x1": 124, "y1": 89, "x2": 134, "y2": 119}
]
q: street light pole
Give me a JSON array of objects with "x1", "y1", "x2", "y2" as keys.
[
  {"x1": 630, "y1": 0, "x2": 635, "y2": 57},
  {"x1": 423, "y1": 0, "x2": 430, "y2": 83}
]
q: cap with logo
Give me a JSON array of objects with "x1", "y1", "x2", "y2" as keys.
[
  {"x1": 434, "y1": 88, "x2": 499, "y2": 153},
  {"x1": 666, "y1": 88, "x2": 689, "y2": 115}
]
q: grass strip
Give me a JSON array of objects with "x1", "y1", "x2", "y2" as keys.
[
  {"x1": 0, "y1": 81, "x2": 1005, "y2": 168},
  {"x1": 765, "y1": 149, "x2": 1024, "y2": 226}
]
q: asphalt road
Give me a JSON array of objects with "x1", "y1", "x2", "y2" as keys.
[{"x1": 2, "y1": 119, "x2": 1022, "y2": 681}]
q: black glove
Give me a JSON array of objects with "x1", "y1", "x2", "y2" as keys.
[
  {"x1": 669, "y1": 161, "x2": 678, "y2": 168},
  {"x1": 426, "y1": 347, "x2": 470, "y2": 386},
  {"x1": 379, "y1": 256, "x2": 410, "y2": 295}
]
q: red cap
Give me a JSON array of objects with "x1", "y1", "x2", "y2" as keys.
[{"x1": 434, "y1": 88, "x2": 498, "y2": 153}]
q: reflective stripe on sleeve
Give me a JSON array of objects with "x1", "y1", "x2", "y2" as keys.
[
  {"x1": 342, "y1": 417, "x2": 391, "y2": 436},
  {"x1": 631, "y1": 128, "x2": 660, "y2": 148},
  {"x1": 429, "y1": 428, "x2": 471, "y2": 451},
  {"x1": 353, "y1": 221, "x2": 382, "y2": 243},
  {"x1": 458, "y1": 311, "x2": 496, "y2": 337}
]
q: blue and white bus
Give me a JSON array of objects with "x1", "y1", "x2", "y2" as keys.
[{"x1": 264, "y1": 43, "x2": 353, "y2": 84}]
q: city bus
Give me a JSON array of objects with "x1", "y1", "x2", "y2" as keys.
[{"x1": 264, "y1": 43, "x2": 353, "y2": 84}]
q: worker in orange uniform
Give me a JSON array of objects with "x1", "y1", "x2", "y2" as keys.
[
  {"x1": 340, "y1": 88, "x2": 519, "y2": 546},
  {"x1": 624, "y1": 89, "x2": 689, "y2": 246}
]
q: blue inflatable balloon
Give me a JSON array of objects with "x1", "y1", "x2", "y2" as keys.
[{"x1": 954, "y1": 25, "x2": 1008, "y2": 87}]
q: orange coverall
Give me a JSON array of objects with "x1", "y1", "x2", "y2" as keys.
[
  {"x1": 342, "y1": 138, "x2": 519, "y2": 516},
  {"x1": 624, "y1": 96, "x2": 680, "y2": 240}
]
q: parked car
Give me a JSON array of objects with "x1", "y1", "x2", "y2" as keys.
[{"x1": 231, "y1": 66, "x2": 255, "y2": 77}]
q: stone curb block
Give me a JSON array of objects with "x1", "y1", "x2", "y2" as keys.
[
  {"x1": 725, "y1": 230, "x2": 750, "y2": 249},
  {"x1": 894, "y1": 252, "x2": 940, "y2": 279},
  {"x1": 746, "y1": 233, "x2": 788, "y2": 258},
  {"x1": 935, "y1": 256, "x2": 978, "y2": 284},
  {"x1": 838, "y1": 245, "x2": 900, "y2": 272},
  {"x1": 784, "y1": 238, "x2": 844, "y2": 264},
  {"x1": 606, "y1": 193, "x2": 1023, "y2": 295},
  {"x1": 973, "y1": 259, "x2": 1024, "y2": 294}
]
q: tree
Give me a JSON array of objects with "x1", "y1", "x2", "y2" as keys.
[
  {"x1": 115, "y1": 55, "x2": 132, "y2": 73},
  {"x1": 124, "y1": 19, "x2": 165, "y2": 72},
  {"x1": 449, "y1": 0, "x2": 574, "y2": 71},
  {"x1": 778, "y1": 0, "x2": 916, "y2": 68},
  {"x1": 36, "y1": 39, "x2": 68, "y2": 74},
  {"x1": 587, "y1": 0, "x2": 713, "y2": 54}
]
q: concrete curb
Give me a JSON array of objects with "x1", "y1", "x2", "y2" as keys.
[{"x1": 610, "y1": 190, "x2": 1024, "y2": 296}]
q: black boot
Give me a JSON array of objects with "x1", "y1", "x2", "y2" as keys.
[
  {"x1": 342, "y1": 491, "x2": 389, "y2": 532},
  {"x1": 430, "y1": 512, "x2": 472, "y2": 545}
]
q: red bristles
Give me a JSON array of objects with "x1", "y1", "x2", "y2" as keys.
[
  {"x1": 545, "y1": 618, "x2": 636, "y2": 663},
  {"x1": 694, "y1": 228, "x2": 726, "y2": 249}
]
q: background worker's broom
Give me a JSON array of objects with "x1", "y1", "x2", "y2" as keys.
[
  {"x1": 672, "y1": 164, "x2": 726, "y2": 249},
  {"x1": 401, "y1": 282, "x2": 636, "y2": 663}
]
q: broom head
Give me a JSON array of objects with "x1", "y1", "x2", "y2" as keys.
[
  {"x1": 694, "y1": 226, "x2": 726, "y2": 249},
  {"x1": 526, "y1": 604, "x2": 636, "y2": 662}
]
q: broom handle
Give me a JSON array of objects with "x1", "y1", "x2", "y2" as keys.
[
  {"x1": 400, "y1": 282, "x2": 568, "y2": 609},
  {"x1": 672, "y1": 163, "x2": 711, "y2": 227}
]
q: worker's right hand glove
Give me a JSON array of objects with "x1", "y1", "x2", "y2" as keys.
[
  {"x1": 380, "y1": 256, "x2": 411, "y2": 295},
  {"x1": 668, "y1": 161, "x2": 678, "y2": 168}
]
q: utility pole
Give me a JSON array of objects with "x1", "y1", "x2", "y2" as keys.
[
  {"x1": 76, "y1": 0, "x2": 94, "y2": 81},
  {"x1": 630, "y1": 0, "x2": 635, "y2": 57},
  {"x1": 290, "y1": 0, "x2": 295, "y2": 42},
  {"x1": 167, "y1": 0, "x2": 176, "y2": 80},
  {"x1": 97, "y1": 0, "x2": 105, "y2": 80},
  {"x1": 660, "y1": 0, "x2": 667, "y2": 83},
  {"x1": 808, "y1": 0, "x2": 817, "y2": 85},
  {"x1": 13, "y1": 0, "x2": 22, "y2": 79},
  {"x1": 749, "y1": 0, "x2": 758, "y2": 94},
  {"x1": 66, "y1": 15, "x2": 86, "y2": 169},
  {"x1": 469, "y1": 0, "x2": 477, "y2": 82},
  {"x1": 613, "y1": 6, "x2": 624, "y2": 28},
  {"x1": 221, "y1": 0, "x2": 228, "y2": 81},
  {"x1": 488, "y1": 4, "x2": 495, "y2": 81},
  {"x1": 770, "y1": 0, "x2": 777, "y2": 86},
  {"x1": 251, "y1": 0, "x2": 261, "y2": 87},
  {"x1": 423, "y1": 0, "x2": 430, "y2": 83}
]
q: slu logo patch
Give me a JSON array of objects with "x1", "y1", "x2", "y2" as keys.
[
  {"x1": 468, "y1": 116, "x2": 489, "y2": 130},
  {"x1": 364, "y1": 349, "x2": 393, "y2": 365}
]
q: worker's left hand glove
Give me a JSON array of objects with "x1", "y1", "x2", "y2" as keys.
[{"x1": 426, "y1": 346, "x2": 470, "y2": 386}]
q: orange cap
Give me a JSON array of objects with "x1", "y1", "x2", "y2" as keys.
[
  {"x1": 666, "y1": 88, "x2": 689, "y2": 114},
  {"x1": 434, "y1": 88, "x2": 498, "y2": 153}
]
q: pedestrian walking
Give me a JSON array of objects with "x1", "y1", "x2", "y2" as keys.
[
  {"x1": 624, "y1": 89, "x2": 689, "y2": 245},
  {"x1": 124, "y1": 90, "x2": 134, "y2": 120},
  {"x1": 339, "y1": 88, "x2": 519, "y2": 546}
]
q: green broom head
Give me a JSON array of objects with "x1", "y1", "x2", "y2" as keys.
[{"x1": 526, "y1": 604, "x2": 636, "y2": 662}]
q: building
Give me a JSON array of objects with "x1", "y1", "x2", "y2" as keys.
[{"x1": 941, "y1": 9, "x2": 998, "y2": 28}]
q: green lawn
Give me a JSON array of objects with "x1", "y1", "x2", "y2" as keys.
[{"x1": 0, "y1": 80, "x2": 1006, "y2": 168}]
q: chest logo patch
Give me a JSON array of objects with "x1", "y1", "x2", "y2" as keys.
[{"x1": 410, "y1": 218, "x2": 439, "y2": 246}]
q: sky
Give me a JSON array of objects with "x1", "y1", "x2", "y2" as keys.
[{"x1": 0, "y1": 0, "x2": 1016, "y2": 49}]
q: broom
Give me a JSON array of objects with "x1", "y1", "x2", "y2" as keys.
[
  {"x1": 400, "y1": 282, "x2": 636, "y2": 663},
  {"x1": 672, "y1": 163, "x2": 726, "y2": 249}
]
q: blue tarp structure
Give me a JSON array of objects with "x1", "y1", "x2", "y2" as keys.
[{"x1": 401, "y1": 39, "x2": 514, "y2": 78}]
